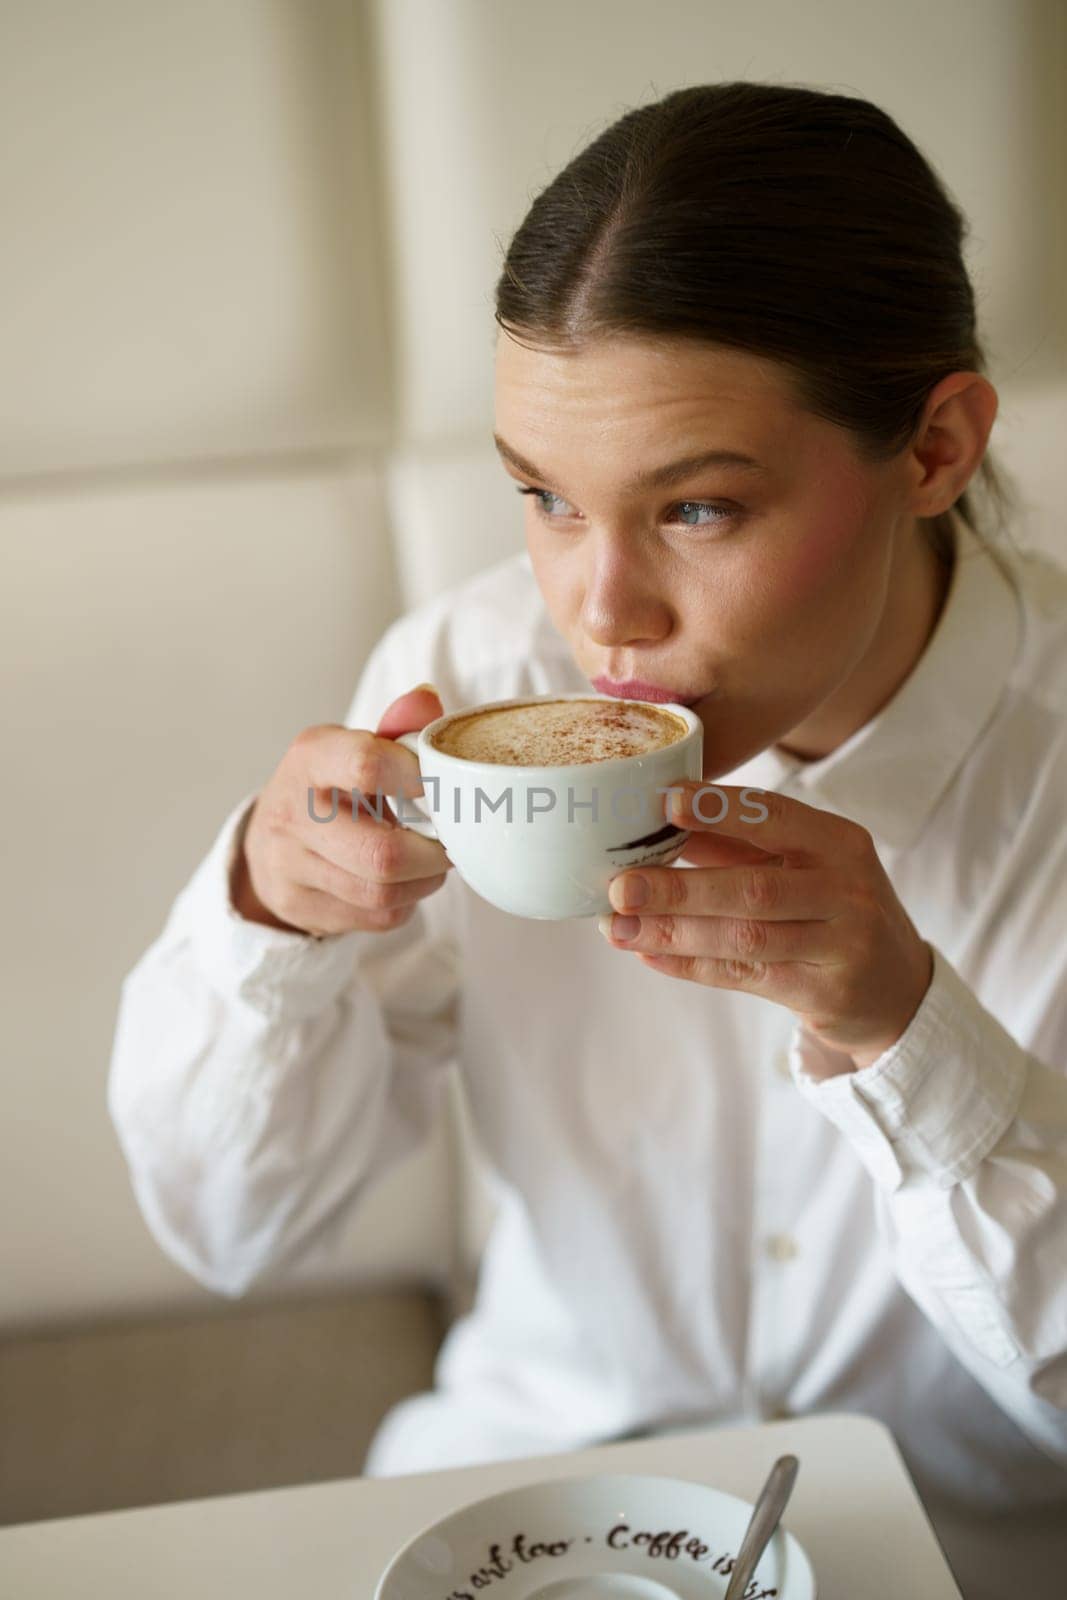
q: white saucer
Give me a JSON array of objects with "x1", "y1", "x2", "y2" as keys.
[{"x1": 373, "y1": 1472, "x2": 817, "y2": 1599}]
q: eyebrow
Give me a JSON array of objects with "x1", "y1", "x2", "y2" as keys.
[{"x1": 493, "y1": 433, "x2": 767, "y2": 492}]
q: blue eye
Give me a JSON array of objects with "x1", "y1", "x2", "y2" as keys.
[
  {"x1": 675, "y1": 501, "x2": 730, "y2": 527},
  {"x1": 515, "y1": 487, "x2": 735, "y2": 528},
  {"x1": 516, "y1": 487, "x2": 573, "y2": 518}
]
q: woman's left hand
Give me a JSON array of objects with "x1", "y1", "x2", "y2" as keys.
[{"x1": 599, "y1": 780, "x2": 934, "y2": 1076}]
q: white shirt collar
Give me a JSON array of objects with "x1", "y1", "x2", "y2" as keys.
[{"x1": 723, "y1": 514, "x2": 1024, "y2": 852}]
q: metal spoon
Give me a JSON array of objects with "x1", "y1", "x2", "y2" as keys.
[{"x1": 723, "y1": 1453, "x2": 800, "y2": 1600}]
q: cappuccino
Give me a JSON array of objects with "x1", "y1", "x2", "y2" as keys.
[{"x1": 430, "y1": 697, "x2": 689, "y2": 767}]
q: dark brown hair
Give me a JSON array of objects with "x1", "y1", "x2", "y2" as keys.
[{"x1": 495, "y1": 81, "x2": 1014, "y2": 560}]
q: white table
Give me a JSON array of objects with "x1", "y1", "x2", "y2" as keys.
[{"x1": 0, "y1": 1411, "x2": 962, "y2": 1597}]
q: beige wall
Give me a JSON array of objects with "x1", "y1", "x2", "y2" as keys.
[
  {"x1": 2, "y1": 0, "x2": 1064, "y2": 1334},
  {"x1": 0, "y1": 0, "x2": 390, "y2": 476}
]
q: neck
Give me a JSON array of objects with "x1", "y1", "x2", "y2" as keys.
[{"x1": 775, "y1": 518, "x2": 956, "y2": 764}]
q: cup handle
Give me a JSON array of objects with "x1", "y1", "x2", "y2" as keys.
[{"x1": 389, "y1": 731, "x2": 440, "y2": 840}]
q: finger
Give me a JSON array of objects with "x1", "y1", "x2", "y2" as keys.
[
  {"x1": 302, "y1": 844, "x2": 449, "y2": 911},
  {"x1": 280, "y1": 882, "x2": 420, "y2": 939},
  {"x1": 599, "y1": 910, "x2": 839, "y2": 965},
  {"x1": 664, "y1": 782, "x2": 868, "y2": 863},
  {"x1": 635, "y1": 950, "x2": 826, "y2": 1010},
  {"x1": 608, "y1": 860, "x2": 842, "y2": 921},
  {"x1": 292, "y1": 790, "x2": 451, "y2": 880},
  {"x1": 296, "y1": 724, "x2": 429, "y2": 802},
  {"x1": 374, "y1": 683, "x2": 443, "y2": 740},
  {"x1": 678, "y1": 831, "x2": 784, "y2": 869},
  {"x1": 344, "y1": 811, "x2": 452, "y2": 883}
]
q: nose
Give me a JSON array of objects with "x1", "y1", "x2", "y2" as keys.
[{"x1": 578, "y1": 529, "x2": 672, "y2": 648}]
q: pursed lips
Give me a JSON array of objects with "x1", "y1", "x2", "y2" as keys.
[{"x1": 591, "y1": 675, "x2": 704, "y2": 707}]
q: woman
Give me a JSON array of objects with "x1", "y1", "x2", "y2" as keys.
[{"x1": 110, "y1": 83, "x2": 1067, "y2": 1596}]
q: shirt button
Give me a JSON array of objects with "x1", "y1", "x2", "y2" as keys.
[
  {"x1": 764, "y1": 1232, "x2": 799, "y2": 1263},
  {"x1": 773, "y1": 1048, "x2": 791, "y2": 1081}
]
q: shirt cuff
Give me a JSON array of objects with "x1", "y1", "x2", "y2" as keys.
[
  {"x1": 171, "y1": 791, "x2": 376, "y2": 1020},
  {"x1": 788, "y1": 943, "x2": 1030, "y2": 1193}
]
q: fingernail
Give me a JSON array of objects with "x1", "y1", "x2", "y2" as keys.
[
  {"x1": 598, "y1": 914, "x2": 640, "y2": 942},
  {"x1": 667, "y1": 784, "x2": 691, "y2": 821},
  {"x1": 412, "y1": 682, "x2": 439, "y2": 696},
  {"x1": 610, "y1": 873, "x2": 648, "y2": 910}
]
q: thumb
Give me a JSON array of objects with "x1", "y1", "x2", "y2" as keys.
[{"x1": 376, "y1": 682, "x2": 444, "y2": 741}]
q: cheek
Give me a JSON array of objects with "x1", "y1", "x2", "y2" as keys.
[
  {"x1": 701, "y1": 543, "x2": 851, "y2": 650},
  {"x1": 525, "y1": 536, "x2": 578, "y2": 625},
  {"x1": 737, "y1": 490, "x2": 881, "y2": 637},
  {"x1": 781, "y1": 527, "x2": 862, "y2": 600}
]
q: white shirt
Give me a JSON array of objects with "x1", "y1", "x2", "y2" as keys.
[{"x1": 109, "y1": 514, "x2": 1067, "y2": 1598}]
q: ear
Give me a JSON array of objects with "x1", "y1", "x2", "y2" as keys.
[{"x1": 905, "y1": 372, "x2": 999, "y2": 519}]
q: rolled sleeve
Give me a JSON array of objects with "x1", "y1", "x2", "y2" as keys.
[{"x1": 789, "y1": 944, "x2": 1030, "y2": 1192}]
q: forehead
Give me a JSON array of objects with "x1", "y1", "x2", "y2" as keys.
[{"x1": 493, "y1": 331, "x2": 803, "y2": 451}]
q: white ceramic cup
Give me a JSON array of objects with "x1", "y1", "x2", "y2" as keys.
[{"x1": 384, "y1": 692, "x2": 704, "y2": 920}]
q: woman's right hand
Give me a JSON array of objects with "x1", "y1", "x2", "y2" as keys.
[{"x1": 231, "y1": 685, "x2": 452, "y2": 938}]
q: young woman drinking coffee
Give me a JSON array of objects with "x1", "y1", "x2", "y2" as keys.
[{"x1": 110, "y1": 83, "x2": 1067, "y2": 1598}]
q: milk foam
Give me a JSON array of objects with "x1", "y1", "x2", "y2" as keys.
[{"x1": 431, "y1": 698, "x2": 688, "y2": 766}]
